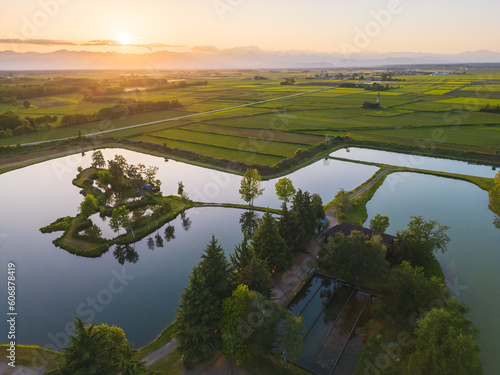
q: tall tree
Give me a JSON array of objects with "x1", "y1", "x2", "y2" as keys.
[
  {"x1": 199, "y1": 236, "x2": 233, "y2": 302},
  {"x1": 110, "y1": 206, "x2": 132, "y2": 236},
  {"x1": 409, "y1": 301, "x2": 482, "y2": 375},
  {"x1": 275, "y1": 177, "x2": 296, "y2": 205},
  {"x1": 369, "y1": 214, "x2": 390, "y2": 233},
  {"x1": 97, "y1": 169, "x2": 113, "y2": 191},
  {"x1": 91, "y1": 150, "x2": 106, "y2": 168},
  {"x1": 252, "y1": 211, "x2": 291, "y2": 273},
  {"x1": 79, "y1": 194, "x2": 98, "y2": 218},
  {"x1": 230, "y1": 240, "x2": 254, "y2": 271},
  {"x1": 57, "y1": 317, "x2": 154, "y2": 375},
  {"x1": 177, "y1": 181, "x2": 186, "y2": 198},
  {"x1": 291, "y1": 190, "x2": 316, "y2": 243},
  {"x1": 274, "y1": 311, "x2": 304, "y2": 365},
  {"x1": 235, "y1": 256, "x2": 273, "y2": 298},
  {"x1": 331, "y1": 189, "x2": 352, "y2": 218},
  {"x1": 388, "y1": 216, "x2": 450, "y2": 269},
  {"x1": 239, "y1": 169, "x2": 264, "y2": 206},
  {"x1": 221, "y1": 285, "x2": 280, "y2": 365},
  {"x1": 278, "y1": 202, "x2": 300, "y2": 253},
  {"x1": 310, "y1": 193, "x2": 325, "y2": 220},
  {"x1": 220, "y1": 284, "x2": 252, "y2": 365},
  {"x1": 175, "y1": 266, "x2": 220, "y2": 367}
]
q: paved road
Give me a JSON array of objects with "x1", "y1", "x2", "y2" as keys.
[{"x1": 18, "y1": 87, "x2": 334, "y2": 147}]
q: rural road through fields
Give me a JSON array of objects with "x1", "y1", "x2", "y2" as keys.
[{"x1": 16, "y1": 87, "x2": 335, "y2": 148}]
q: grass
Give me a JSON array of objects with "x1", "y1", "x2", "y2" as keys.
[
  {"x1": 136, "y1": 324, "x2": 177, "y2": 360},
  {"x1": 147, "y1": 349, "x2": 183, "y2": 374},
  {"x1": 0, "y1": 344, "x2": 62, "y2": 370},
  {"x1": 332, "y1": 168, "x2": 390, "y2": 226}
]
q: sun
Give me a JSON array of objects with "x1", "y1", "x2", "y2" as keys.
[{"x1": 118, "y1": 34, "x2": 131, "y2": 45}]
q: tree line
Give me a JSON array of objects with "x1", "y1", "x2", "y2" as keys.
[
  {"x1": 60, "y1": 99, "x2": 182, "y2": 126},
  {"x1": 480, "y1": 103, "x2": 500, "y2": 113},
  {"x1": 0, "y1": 111, "x2": 58, "y2": 137}
]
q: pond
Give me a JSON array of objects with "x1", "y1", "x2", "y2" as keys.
[
  {"x1": 364, "y1": 172, "x2": 500, "y2": 375},
  {"x1": 0, "y1": 148, "x2": 377, "y2": 349},
  {"x1": 330, "y1": 147, "x2": 498, "y2": 178}
]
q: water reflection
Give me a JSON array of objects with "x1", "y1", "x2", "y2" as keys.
[
  {"x1": 240, "y1": 210, "x2": 260, "y2": 240},
  {"x1": 494, "y1": 216, "x2": 500, "y2": 230},
  {"x1": 164, "y1": 225, "x2": 175, "y2": 241},
  {"x1": 155, "y1": 233, "x2": 164, "y2": 248},
  {"x1": 113, "y1": 243, "x2": 139, "y2": 265},
  {"x1": 180, "y1": 211, "x2": 192, "y2": 231}
]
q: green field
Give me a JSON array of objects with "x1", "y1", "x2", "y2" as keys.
[{"x1": 2, "y1": 69, "x2": 500, "y2": 167}]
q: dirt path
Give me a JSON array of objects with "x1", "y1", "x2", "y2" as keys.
[{"x1": 350, "y1": 168, "x2": 393, "y2": 199}]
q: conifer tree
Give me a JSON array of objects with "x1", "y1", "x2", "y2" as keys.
[
  {"x1": 198, "y1": 235, "x2": 233, "y2": 301},
  {"x1": 279, "y1": 202, "x2": 300, "y2": 253},
  {"x1": 252, "y1": 211, "x2": 291, "y2": 273},
  {"x1": 230, "y1": 240, "x2": 254, "y2": 271},
  {"x1": 175, "y1": 266, "x2": 220, "y2": 367},
  {"x1": 236, "y1": 256, "x2": 273, "y2": 298}
]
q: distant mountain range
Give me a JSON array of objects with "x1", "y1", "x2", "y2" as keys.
[{"x1": 1, "y1": 47, "x2": 500, "y2": 70}]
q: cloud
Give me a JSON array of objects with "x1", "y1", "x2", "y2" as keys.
[
  {"x1": 0, "y1": 39, "x2": 184, "y2": 51},
  {"x1": 191, "y1": 45, "x2": 219, "y2": 53},
  {"x1": 0, "y1": 38, "x2": 77, "y2": 46}
]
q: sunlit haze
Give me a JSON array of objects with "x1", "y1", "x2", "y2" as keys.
[{"x1": 1, "y1": 0, "x2": 499, "y2": 55}]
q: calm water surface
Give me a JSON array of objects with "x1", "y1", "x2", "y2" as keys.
[{"x1": 330, "y1": 147, "x2": 498, "y2": 178}]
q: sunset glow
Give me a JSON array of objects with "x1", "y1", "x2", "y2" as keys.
[{"x1": 0, "y1": 0, "x2": 499, "y2": 55}]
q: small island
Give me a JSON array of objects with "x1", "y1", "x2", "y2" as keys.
[{"x1": 41, "y1": 150, "x2": 197, "y2": 257}]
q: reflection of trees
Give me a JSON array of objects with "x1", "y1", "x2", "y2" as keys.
[
  {"x1": 319, "y1": 279, "x2": 334, "y2": 306},
  {"x1": 336, "y1": 292, "x2": 367, "y2": 336},
  {"x1": 113, "y1": 244, "x2": 139, "y2": 265},
  {"x1": 164, "y1": 225, "x2": 176, "y2": 241},
  {"x1": 132, "y1": 206, "x2": 147, "y2": 222},
  {"x1": 147, "y1": 237, "x2": 155, "y2": 251},
  {"x1": 289, "y1": 279, "x2": 319, "y2": 312},
  {"x1": 83, "y1": 224, "x2": 102, "y2": 239},
  {"x1": 494, "y1": 216, "x2": 500, "y2": 229},
  {"x1": 240, "y1": 210, "x2": 259, "y2": 240},
  {"x1": 155, "y1": 233, "x2": 164, "y2": 248},
  {"x1": 181, "y1": 211, "x2": 191, "y2": 231}
]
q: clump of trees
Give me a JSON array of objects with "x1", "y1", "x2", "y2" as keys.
[
  {"x1": 60, "y1": 99, "x2": 182, "y2": 126},
  {"x1": 47, "y1": 317, "x2": 159, "y2": 375},
  {"x1": 387, "y1": 216, "x2": 450, "y2": 270},
  {"x1": 480, "y1": 103, "x2": 500, "y2": 113},
  {"x1": 319, "y1": 231, "x2": 389, "y2": 285},
  {"x1": 280, "y1": 78, "x2": 295, "y2": 85},
  {"x1": 0, "y1": 111, "x2": 58, "y2": 138},
  {"x1": 90, "y1": 151, "x2": 162, "y2": 194},
  {"x1": 175, "y1": 234, "x2": 304, "y2": 368}
]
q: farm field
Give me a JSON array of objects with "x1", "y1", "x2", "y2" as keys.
[{"x1": 1, "y1": 69, "x2": 500, "y2": 165}]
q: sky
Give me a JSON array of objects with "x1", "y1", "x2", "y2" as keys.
[{"x1": 1, "y1": 0, "x2": 499, "y2": 55}]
